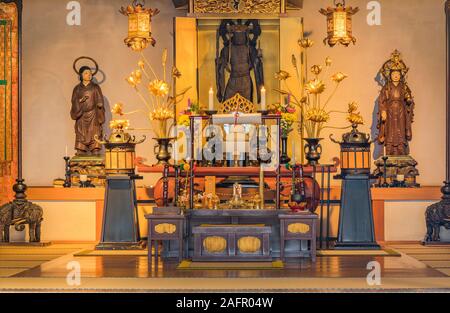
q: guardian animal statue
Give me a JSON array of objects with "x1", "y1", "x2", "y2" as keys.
[
  {"x1": 424, "y1": 182, "x2": 450, "y2": 242},
  {"x1": 0, "y1": 184, "x2": 43, "y2": 243}
]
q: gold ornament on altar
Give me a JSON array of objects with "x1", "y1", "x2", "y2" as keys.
[
  {"x1": 287, "y1": 223, "x2": 310, "y2": 234},
  {"x1": 219, "y1": 93, "x2": 256, "y2": 114},
  {"x1": 203, "y1": 236, "x2": 227, "y2": 253},
  {"x1": 154, "y1": 223, "x2": 177, "y2": 234},
  {"x1": 237, "y1": 236, "x2": 261, "y2": 253},
  {"x1": 120, "y1": 0, "x2": 160, "y2": 52},
  {"x1": 319, "y1": 0, "x2": 359, "y2": 47},
  {"x1": 191, "y1": 0, "x2": 282, "y2": 14}
]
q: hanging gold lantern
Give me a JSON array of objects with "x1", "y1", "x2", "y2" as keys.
[
  {"x1": 319, "y1": 0, "x2": 359, "y2": 47},
  {"x1": 120, "y1": 0, "x2": 160, "y2": 52}
]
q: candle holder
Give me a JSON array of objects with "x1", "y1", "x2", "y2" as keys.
[
  {"x1": 63, "y1": 156, "x2": 72, "y2": 188},
  {"x1": 162, "y1": 164, "x2": 170, "y2": 207},
  {"x1": 381, "y1": 156, "x2": 390, "y2": 188},
  {"x1": 204, "y1": 110, "x2": 218, "y2": 116},
  {"x1": 257, "y1": 110, "x2": 269, "y2": 116},
  {"x1": 288, "y1": 164, "x2": 307, "y2": 213}
]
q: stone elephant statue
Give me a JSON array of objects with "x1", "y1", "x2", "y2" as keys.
[{"x1": 0, "y1": 200, "x2": 43, "y2": 243}]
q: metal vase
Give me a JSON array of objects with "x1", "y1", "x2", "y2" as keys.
[
  {"x1": 153, "y1": 138, "x2": 175, "y2": 165},
  {"x1": 279, "y1": 135, "x2": 291, "y2": 164},
  {"x1": 304, "y1": 138, "x2": 323, "y2": 166}
]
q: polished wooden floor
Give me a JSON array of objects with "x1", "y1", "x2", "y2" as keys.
[{"x1": 12, "y1": 244, "x2": 449, "y2": 279}]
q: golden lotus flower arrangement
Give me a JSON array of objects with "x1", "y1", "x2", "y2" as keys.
[
  {"x1": 124, "y1": 48, "x2": 191, "y2": 139},
  {"x1": 348, "y1": 101, "x2": 358, "y2": 114},
  {"x1": 108, "y1": 102, "x2": 142, "y2": 132},
  {"x1": 305, "y1": 78, "x2": 326, "y2": 95},
  {"x1": 275, "y1": 70, "x2": 291, "y2": 81},
  {"x1": 275, "y1": 27, "x2": 355, "y2": 141},
  {"x1": 148, "y1": 79, "x2": 169, "y2": 97},
  {"x1": 109, "y1": 119, "x2": 130, "y2": 131},
  {"x1": 331, "y1": 72, "x2": 348, "y2": 83},
  {"x1": 305, "y1": 109, "x2": 330, "y2": 124},
  {"x1": 311, "y1": 65, "x2": 323, "y2": 76},
  {"x1": 111, "y1": 103, "x2": 125, "y2": 116},
  {"x1": 346, "y1": 102, "x2": 364, "y2": 125}
]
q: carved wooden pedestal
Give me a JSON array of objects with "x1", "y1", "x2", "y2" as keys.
[
  {"x1": 69, "y1": 155, "x2": 105, "y2": 187},
  {"x1": 279, "y1": 213, "x2": 318, "y2": 262}
]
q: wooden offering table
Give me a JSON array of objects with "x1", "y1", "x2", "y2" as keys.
[
  {"x1": 185, "y1": 209, "x2": 287, "y2": 260},
  {"x1": 146, "y1": 213, "x2": 186, "y2": 268},
  {"x1": 279, "y1": 213, "x2": 318, "y2": 262},
  {"x1": 192, "y1": 224, "x2": 272, "y2": 261}
]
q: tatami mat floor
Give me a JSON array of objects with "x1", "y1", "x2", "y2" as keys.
[
  {"x1": 390, "y1": 244, "x2": 450, "y2": 276},
  {"x1": 0, "y1": 244, "x2": 92, "y2": 278},
  {"x1": 0, "y1": 243, "x2": 449, "y2": 291}
]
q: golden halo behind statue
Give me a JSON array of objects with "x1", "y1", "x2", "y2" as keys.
[{"x1": 73, "y1": 56, "x2": 99, "y2": 76}]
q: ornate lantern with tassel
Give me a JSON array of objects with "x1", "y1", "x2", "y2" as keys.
[
  {"x1": 120, "y1": 0, "x2": 160, "y2": 52},
  {"x1": 331, "y1": 124, "x2": 372, "y2": 177},
  {"x1": 95, "y1": 107, "x2": 146, "y2": 175},
  {"x1": 95, "y1": 114, "x2": 146, "y2": 250},
  {"x1": 100, "y1": 130, "x2": 146, "y2": 176},
  {"x1": 319, "y1": 0, "x2": 359, "y2": 47},
  {"x1": 330, "y1": 125, "x2": 380, "y2": 250}
]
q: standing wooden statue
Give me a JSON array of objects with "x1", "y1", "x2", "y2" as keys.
[
  {"x1": 71, "y1": 57, "x2": 105, "y2": 156},
  {"x1": 377, "y1": 50, "x2": 414, "y2": 156},
  {"x1": 374, "y1": 50, "x2": 419, "y2": 187}
]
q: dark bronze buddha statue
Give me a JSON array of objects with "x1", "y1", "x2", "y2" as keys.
[{"x1": 215, "y1": 19, "x2": 264, "y2": 104}]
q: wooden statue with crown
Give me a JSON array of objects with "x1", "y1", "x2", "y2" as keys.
[{"x1": 374, "y1": 50, "x2": 419, "y2": 187}]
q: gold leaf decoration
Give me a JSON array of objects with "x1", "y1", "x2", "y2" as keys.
[
  {"x1": 193, "y1": 0, "x2": 281, "y2": 14},
  {"x1": 154, "y1": 223, "x2": 177, "y2": 234},
  {"x1": 219, "y1": 93, "x2": 256, "y2": 114},
  {"x1": 287, "y1": 223, "x2": 310, "y2": 234},
  {"x1": 237, "y1": 236, "x2": 261, "y2": 253},
  {"x1": 203, "y1": 236, "x2": 227, "y2": 253}
]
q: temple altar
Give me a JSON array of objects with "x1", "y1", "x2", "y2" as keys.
[{"x1": 0, "y1": 0, "x2": 450, "y2": 294}]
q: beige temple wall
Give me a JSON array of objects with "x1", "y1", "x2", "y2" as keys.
[
  {"x1": 22, "y1": 0, "x2": 446, "y2": 187},
  {"x1": 22, "y1": 0, "x2": 182, "y2": 187}
]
